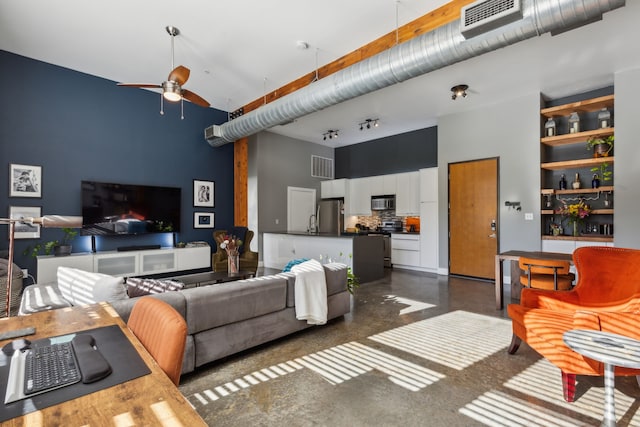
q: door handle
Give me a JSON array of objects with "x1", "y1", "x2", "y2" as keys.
[{"x1": 488, "y1": 233, "x2": 497, "y2": 238}]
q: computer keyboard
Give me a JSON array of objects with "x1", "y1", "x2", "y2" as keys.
[{"x1": 23, "y1": 341, "x2": 81, "y2": 395}]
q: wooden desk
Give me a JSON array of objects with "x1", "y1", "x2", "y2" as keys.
[
  {"x1": 0, "y1": 303, "x2": 206, "y2": 426},
  {"x1": 495, "y1": 250, "x2": 573, "y2": 310}
]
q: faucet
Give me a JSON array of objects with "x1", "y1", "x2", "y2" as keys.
[{"x1": 308, "y1": 214, "x2": 317, "y2": 233}]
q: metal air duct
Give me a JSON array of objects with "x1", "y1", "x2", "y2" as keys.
[{"x1": 205, "y1": 0, "x2": 625, "y2": 147}]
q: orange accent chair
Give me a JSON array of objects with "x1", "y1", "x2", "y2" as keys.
[
  {"x1": 519, "y1": 256, "x2": 575, "y2": 291},
  {"x1": 128, "y1": 297, "x2": 188, "y2": 386},
  {"x1": 508, "y1": 246, "x2": 640, "y2": 402}
]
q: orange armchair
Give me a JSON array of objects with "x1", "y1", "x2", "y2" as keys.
[{"x1": 508, "y1": 246, "x2": 640, "y2": 402}]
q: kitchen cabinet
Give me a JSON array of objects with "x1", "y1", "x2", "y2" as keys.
[
  {"x1": 540, "y1": 94, "x2": 614, "y2": 242},
  {"x1": 391, "y1": 233, "x2": 420, "y2": 268},
  {"x1": 347, "y1": 177, "x2": 372, "y2": 216},
  {"x1": 395, "y1": 171, "x2": 420, "y2": 216},
  {"x1": 419, "y1": 201, "x2": 438, "y2": 271},
  {"x1": 419, "y1": 167, "x2": 438, "y2": 202},
  {"x1": 321, "y1": 178, "x2": 348, "y2": 199}
]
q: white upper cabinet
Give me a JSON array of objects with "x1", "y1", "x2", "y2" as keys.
[
  {"x1": 321, "y1": 178, "x2": 348, "y2": 199},
  {"x1": 347, "y1": 177, "x2": 372, "y2": 216},
  {"x1": 395, "y1": 171, "x2": 420, "y2": 216},
  {"x1": 419, "y1": 167, "x2": 438, "y2": 202}
]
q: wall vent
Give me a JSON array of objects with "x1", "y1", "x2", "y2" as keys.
[
  {"x1": 461, "y1": 0, "x2": 522, "y2": 39},
  {"x1": 311, "y1": 155, "x2": 334, "y2": 179}
]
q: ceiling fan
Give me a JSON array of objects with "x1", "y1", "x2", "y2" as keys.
[{"x1": 118, "y1": 26, "x2": 210, "y2": 117}]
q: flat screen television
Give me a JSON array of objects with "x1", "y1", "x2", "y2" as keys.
[{"x1": 81, "y1": 181, "x2": 181, "y2": 236}]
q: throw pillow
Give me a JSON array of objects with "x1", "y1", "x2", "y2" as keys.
[
  {"x1": 126, "y1": 277, "x2": 184, "y2": 298},
  {"x1": 57, "y1": 266, "x2": 128, "y2": 305},
  {"x1": 282, "y1": 258, "x2": 310, "y2": 272}
]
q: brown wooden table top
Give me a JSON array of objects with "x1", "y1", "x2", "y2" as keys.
[{"x1": 0, "y1": 303, "x2": 206, "y2": 426}]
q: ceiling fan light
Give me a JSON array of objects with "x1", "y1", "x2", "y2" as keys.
[{"x1": 162, "y1": 81, "x2": 182, "y2": 102}]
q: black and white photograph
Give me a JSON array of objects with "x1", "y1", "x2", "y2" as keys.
[
  {"x1": 193, "y1": 179, "x2": 214, "y2": 207},
  {"x1": 194, "y1": 212, "x2": 214, "y2": 229},
  {"x1": 9, "y1": 164, "x2": 42, "y2": 198},
  {"x1": 9, "y1": 206, "x2": 41, "y2": 239}
]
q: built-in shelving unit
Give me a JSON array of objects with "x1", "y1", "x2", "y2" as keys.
[{"x1": 540, "y1": 93, "x2": 614, "y2": 243}]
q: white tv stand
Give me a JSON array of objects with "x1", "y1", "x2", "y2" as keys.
[{"x1": 37, "y1": 245, "x2": 211, "y2": 283}]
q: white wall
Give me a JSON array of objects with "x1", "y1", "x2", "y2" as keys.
[
  {"x1": 437, "y1": 93, "x2": 542, "y2": 271},
  {"x1": 613, "y1": 67, "x2": 640, "y2": 248}
]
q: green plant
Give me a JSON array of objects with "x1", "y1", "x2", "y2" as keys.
[
  {"x1": 346, "y1": 266, "x2": 360, "y2": 295},
  {"x1": 24, "y1": 227, "x2": 78, "y2": 258},
  {"x1": 586, "y1": 135, "x2": 614, "y2": 154},
  {"x1": 591, "y1": 161, "x2": 613, "y2": 182}
]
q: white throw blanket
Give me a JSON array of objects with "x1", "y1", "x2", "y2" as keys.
[{"x1": 291, "y1": 259, "x2": 327, "y2": 325}]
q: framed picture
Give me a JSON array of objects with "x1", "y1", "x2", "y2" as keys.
[
  {"x1": 194, "y1": 212, "x2": 214, "y2": 229},
  {"x1": 193, "y1": 179, "x2": 214, "y2": 207},
  {"x1": 10, "y1": 164, "x2": 42, "y2": 198},
  {"x1": 9, "y1": 206, "x2": 41, "y2": 239}
]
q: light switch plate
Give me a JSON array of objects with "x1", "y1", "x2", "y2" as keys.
[{"x1": 524, "y1": 213, "x2": 534, "y2": 220}]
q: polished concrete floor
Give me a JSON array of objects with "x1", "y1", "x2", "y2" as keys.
[{"x1": 179, "y1": 268, "x2": 640, "y2": 427}]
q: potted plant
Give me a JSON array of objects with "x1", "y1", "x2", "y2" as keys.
[
  {"x1": 586, "y1": 135, "x2": 614, "y2": 158},
  {"x1": 25, "y1": 227, "x2": 78, "y2": 258},
  {"x1": 591, "y1": 162, "x2": 613, "y2": 183}
]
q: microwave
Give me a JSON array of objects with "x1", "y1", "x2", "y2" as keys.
[{"x1": 371, "y1": 196, "x2": 395, "y2": 211}]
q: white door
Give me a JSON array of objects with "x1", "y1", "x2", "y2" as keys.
[{"x1": 287, "y1": 187, "x2": 316, "y2": 232}]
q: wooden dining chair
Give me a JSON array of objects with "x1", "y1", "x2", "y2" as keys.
[
  {"x1": 519, "y1": 256, "x2": 575, "y2": 291},
  {"x1": 127, "y1": 297, "x2": 187, "y2": 386}
]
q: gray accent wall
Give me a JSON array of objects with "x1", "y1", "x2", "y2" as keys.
[
  {"x1": 438, "y1": 93, "x2": 542, "y2": 272},
  {"x1": 248, "y1": 131, "x2": 334, "y2": 257},
  {"x1": 613, "y1": 67, "x2": 640, "y2": 247}
]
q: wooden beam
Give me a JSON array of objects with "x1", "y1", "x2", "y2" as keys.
[
  {"x1": 234, "y1": 138, "x2": 248, "y2": 226},
  {"x1": 240, "y1": 0, "x2": 474, "y2": 114}
]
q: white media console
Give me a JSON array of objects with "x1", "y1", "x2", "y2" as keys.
[{"x1": 36, "y1": 245, "x2": 211, "y2": 283}]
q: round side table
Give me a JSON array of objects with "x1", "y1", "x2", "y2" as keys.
[{"x1": 563, "y1": 329, "x2": 640, "y2": 427}]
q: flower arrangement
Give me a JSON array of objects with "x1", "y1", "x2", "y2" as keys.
[
  {"x1": 217, "y1": 233, "x2": 243, "y2": 273},
  {"x1": 555, "y1": 200, "x2": 591, "y2": 236}
]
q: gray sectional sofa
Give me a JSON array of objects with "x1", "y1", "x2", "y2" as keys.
[{"x1": 21, "y1": 263, "x2": 350, "y2": 375}]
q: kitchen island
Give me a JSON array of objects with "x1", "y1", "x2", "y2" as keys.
[{"x1": 263, "y1": 232, "x2": 384, "y2": 283}]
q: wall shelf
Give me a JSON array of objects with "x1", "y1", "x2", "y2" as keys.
[
  {"x1": 541, "y1": 128, "x2": 614, "y2": 146},
  {"x1": 540, "y1": 94, "x2": 614, "y2": 118},
  {"x1": 541, "y1": 157, "x2": 614, "y2": 171},
  {"x1": 542, "y1": 235, "x2": 613, "y2": 243},
  {"x1": 540, "y1": 186, "x2": 614, "y2": 195},
  {"x1": 541, "y1": 209, "x2": 613, "y2": 215}
]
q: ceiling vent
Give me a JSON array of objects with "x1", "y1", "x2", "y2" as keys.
[
  {"x1": 311, "y1": 155, "x2": 334, "y2": 179},
  {"x1": 461, "y1": 0, "x2": 522, "y2": 39},
  {"x1": 204, "y1": 125, "x2": 226, "y2": 147}
]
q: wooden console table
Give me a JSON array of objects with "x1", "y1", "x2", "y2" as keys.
[
  {"x1": 495, "y1": 250, "x2": 573, "y2": 310},
  {"x1": 0, "y1": 303, "x2": 206, "y2": 426}
]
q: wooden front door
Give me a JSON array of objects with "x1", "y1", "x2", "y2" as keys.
[{"x1": 449, "y1": 158, "x2": 499, "y2": 280}]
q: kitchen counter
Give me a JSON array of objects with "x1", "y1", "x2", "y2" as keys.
[{"x1": 263, "y1": 232, "x2": 385, "y2": 283}]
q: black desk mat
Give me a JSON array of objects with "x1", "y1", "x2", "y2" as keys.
[{"x1": 0, "y1": 324, "x2": 151, "y2": 422}]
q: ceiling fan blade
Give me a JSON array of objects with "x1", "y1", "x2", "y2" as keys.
[
  {"x1": 168, "y1": 66, "x2": 190, "y2": 86},
  {"x1": 182, "y1": 89, "x2": 210, "y2": 108},
  {"x1": 117, "y1": 83, "x2": 162, "y2": 88}
]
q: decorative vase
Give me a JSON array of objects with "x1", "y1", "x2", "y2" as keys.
[
  {"x1": 573, "y1": 222, "x2": 579, "y2": 237},
  {"x1": 228, "y1": 252, "x2": 239, "y2": 275}
]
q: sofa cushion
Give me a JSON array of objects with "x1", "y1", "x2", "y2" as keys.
[
  {"x1": 182, "y1": 276, "x2": 287, "y2": 335},
  {"x1": 323, "y1": 263, "x2": 348, "y2": 296},
  {"x1": 19, "y1": 282, "x2": 73, "y2": 315},
  {"x1": 57, "y1": 266, "x2": 128, "y2": 305},
  {"x1": 126, "y1": 277, "x2": 184, "y2": 297}
]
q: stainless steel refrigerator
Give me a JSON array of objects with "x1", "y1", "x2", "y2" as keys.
[{"x1": 318, "y1": 199, "x2": 344, "y2": 234}]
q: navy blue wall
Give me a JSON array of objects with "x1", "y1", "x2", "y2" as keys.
[
  {"x1": 335, "y1": 126, "x2": 437, "y2": 178},
  {"x1": 0, "y1": 50, "x2": 233, "y2": 277}
]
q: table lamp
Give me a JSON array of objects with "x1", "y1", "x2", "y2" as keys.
[{"x1": 0, "y1": 215, "x2": 82, "y2": 317}]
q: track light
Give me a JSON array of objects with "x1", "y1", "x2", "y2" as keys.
[
  {"x1": 322, "y1": 130, "x2": 339, "y2": 140},
  {"x1": 358, "y1": 118, "x2": 379, "y2": 131},
  {"x1": 451, "y1": 84, "x2": 468, "y2": 100}
]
